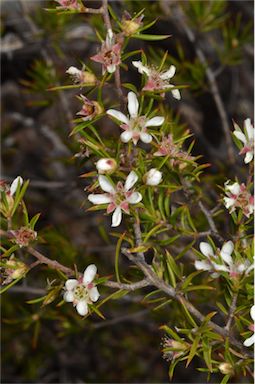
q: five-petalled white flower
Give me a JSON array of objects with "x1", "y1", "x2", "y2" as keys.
[
  {"x1": 107, "y1": 92, "x2": 164, "y2": 145},
  {"x1": 88, "y1": 171, "x2": 142, "y2": 227},
  {"x1": 195, "y1": 241, "x2": 253, "y2": 278},
  {"x1": 223, "y1": 181, "x2": 254, "y2": 218},
  {"x1": 64, "y1": 264, "x2": 100, "y2": 316},
  {"x1": 233, "y1": 118, "x2": 254, "y2": 164},
  {"x1": 132, "y1": 61, "x2": 181, "y2": 100},
  {"x1": 243, "y1": 305, "x2": 255, "y2": 347}
]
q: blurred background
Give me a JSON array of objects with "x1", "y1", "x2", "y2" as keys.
[{"x1": 1, "y1": 0, "x2": 254, "y2": 382}]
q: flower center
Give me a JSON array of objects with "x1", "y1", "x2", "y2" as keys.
[{"x1": 74, "y1": 284, "x2": 89, "y2": 301}]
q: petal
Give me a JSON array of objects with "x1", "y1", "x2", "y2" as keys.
[
  {"x1": 244, "y1": 118, "x2": 254, "y2": 140},
  {"x1": 112, "y1": 206, "x2": 122, "y2": 227},
  {"x1": 160, "y1": 65, "x2": 176, "y2": 80},
  {"x1": 233, "y1": 130, "x2": 247, "y2": 144},
  {"x1": 120, "y1": 130, "x2": 133, "y2": 143},
  {"x1": 107, "y1": 64, "x2": 116, "y2": 73},
  {"x1": 243, "y1": 334, "x2": 255, "y2": 347},
  {"x1": 226, "y1": 182, "x2": 240, "y2": 195},
  {"x1": 220, "y1": 241, "x2": 234, "y2": 265},
  {"x1": 10, "y1": 176, "x2": 23, "y2": 196},
  {"x1": 76, "y1": 300, "x2": 88, "y2": 316},
  {"x1": 107, "y1": 109, "x2": 129, "y2": 124},
  {"x1": 83, "y1": 264, "x2": 97, "y2": 284},
  {"x1": 144, "y1": 116, "x2": 164, "y2": 127},
  {"x1": 127, "y1": 192, "x2": 142, "y2": 204},
  {"x1": 132, "y1": 61, "x2": 151, "y2": 76},
  {"x1": 65, "y1": 279, "x2": 78, "y2": 291},
  {"x1": 89, "y1": 286, "x2": 100, "y2": 302},
  {"x1": 224, "y1": 197, "x2": 235, "y2": 209},
  {"x1": 64, "y1": 291, "x2": 74, "y2": 302},
  {"x1": 171, "y1": 88, "x2": 181, "y2": 100},
  {"x1": 88, "y1": 194, "x2": 112, "y2": 205},
  {"x1": 199, "y1": 242, "x2": 214, "y2": 258},
  {"x1": 140, "y1": 132, "x2": 152, "y2": 143},
  {"x1": 66, "y1": 66, "x2": 80, "y2": 76},
  {"x1": 251, "y1": 305, "x2": 255, "y2": 321},
  {"x1": 124, "y1": 171, "x2": 138, "y2": 191},
  {"x1": 98, "y1": 175, "x2": 115, "y2": 193},
  {"x1": 244, "y1": 151, "x2": 253, "y2": 164},
  {"x1": 128, "y1": 92, "x2": 139, "y2": 118},
  {"x1": 194, "y1": 260, "x2": 211, "y2": 271},
  {"x1": 213, "y1": 264, "x2": 229, "y2": 272}
]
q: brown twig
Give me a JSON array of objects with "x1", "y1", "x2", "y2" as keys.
[
  {"x1": 225, "y1": 291, "x2": 238, "y2": 333},
  {"x1": 169, "y1": 4, "x2": 235, "y2": 165},
  {"x1": 101, "y1": 0, "x2": 125, "y2": 107},
  {"x1": 198, "y1": 201, "x2": 224, "y2": 242}
]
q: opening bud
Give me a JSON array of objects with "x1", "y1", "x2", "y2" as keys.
[
  {"x1": 96, "y1": 158, "x2": 117, "y2": 174},
  {"x1": 143, "y1": 168, "x2": 162, "y2": 186}
]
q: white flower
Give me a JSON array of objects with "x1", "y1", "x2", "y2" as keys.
[
  {"x1": 144, "y1": 168, "x2": 162, "y2": 186},
  {"x1": 64, "y1": 264, "x2": 100, "y2": 316},
  {"x1": 243, "y1": 305, "x2": 255, "y2": 347},
  {"x1": 195, "y1": 240, "x2": 253, "y2": 278},
  {"x1": 96, "y1": 158, "x2": 117, "y2": 174},
  {"x1": 223, "y1": 181, "x2": 254, "y2": 218},
  {"x1": 88, "y1": 171, "x2": 142, "y2": 227},
  {"x1": 10, "y1": 176, "x2": 23, "y2": 196},
  {"x1": 107, "y1": 92, "x2": 164, "y2": 145},
  {"x1": 66, "y1": 66, "x2": 96, "y2": 85},
  {"x1": 233, "y1": 118, "x2": 254, "y2": 164},
  {"x1": 132, "y1": 61, "x2": 181, "y2": 100}
]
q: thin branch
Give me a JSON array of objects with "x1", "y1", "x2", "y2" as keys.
[
  {"x1": 121, "y1": 234, "x2": 252, "y2": 358},
  {"x1": 101, "y1": 0, "x2": 125, "y2": 107},
  {"x1": 171, "y1": 5, "x2": 235, "y2": 165},
  {"x1": 104, "y1": 279, "x2": 150, "y2": 291},
  {"x1": 198, "y1": 201, "x2": 224, "y2": 242},
  {"x1": 225, "y1": 291, "x2": 238, "y2": 333}
]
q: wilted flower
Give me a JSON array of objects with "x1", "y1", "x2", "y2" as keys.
[
  {"x1": 77, "y1": 95, "x2": 103, "y2": 121},
  {"x1": 233, "y1": 118, "x2": 254, "y2": 164},
  {"x1": 90, "y1": 29, "x2": 122, "y2": 74},
  {"x1": 10, "y1": 227, "x2": 37, "y2": 247},
  {"x1": 1, "y1": 255, "x2": 28, "y2": 285},
  {"x1": 243, "y1": 305, "x2": 255, "y2": 347},
  {"x1": 88, "y1": 171, "x2": 142, "y2": 227},
  {"x1": 64, "y1": 264, "x2": 100, "y2": 316},
  {"x1": 55, "y1": 0, "x2": 80, "y2": 10},
  {"x1": 153, "y1": 134, "x2": 194, "y2": 169},
  {"x1": 219, "y1": 362, "x2": 234, "y2": 376},
  {"x1": 132, "y1": 61, "x2": 181, "y2": 99},
  {"x1": 144, "y1": 168, "x2": 162, "y2": 186},
  {"x1": 195, "y1": 241, "x2": 253, "y2": 278},
  {"x1": 162, "y1": 336, "x2": 188, "y2": 362},
  {"x1": 223, "y1": 181, "x2": 254, "y2": 218},
  {"x1": 96, "y1": 158, "x2": 117, "y2": 174},
  {"x1": 66, "y1": 66, "x2": 96, "y2": 85},
  {"x1": 121, "y1": 11, "x2": 144, "y2": 36},
  {"x1": 107, "y1": 92, "x2": 164, "y2": 145}
]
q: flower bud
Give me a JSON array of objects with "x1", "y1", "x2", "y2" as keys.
[
  {"x1": 121, "y1": 11, "x2": 144, "y2": 36},
  {"x1": 219, "y1": 362, "x2": 234, "y2": 376},
  {"x1": 66, "y1": 67, "x2": 96, "y2": 85},
  {"x1": 10, "y1": 176, "x2": 23, "y2": 196},
  {"x1": 96, "y1": 158, "x2": 117, "y2": 174},
  {"x1": 143, "y1": 168, "x2": 162, "y2": 186}
]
